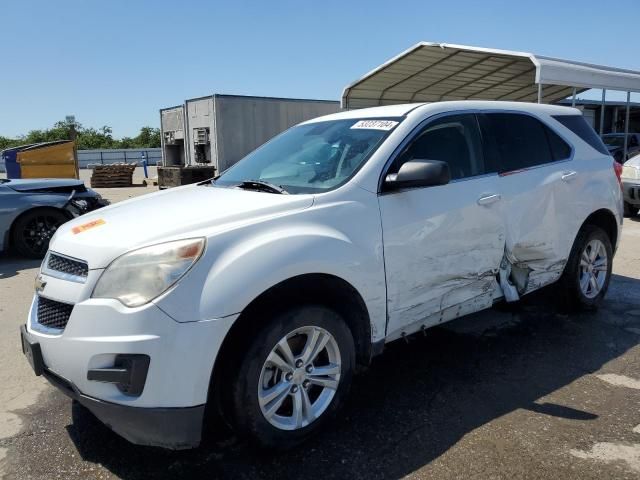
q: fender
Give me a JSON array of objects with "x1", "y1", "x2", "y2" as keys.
[{"x1": 154, "y1": 196, "x2": 388, "y2": 343}]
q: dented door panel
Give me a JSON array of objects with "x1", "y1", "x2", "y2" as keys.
[
  {"x1": 498, "y1": 164, "x2": 571, "y2": 293},
  {"x1": 379, "y1": 176, "x2": 505, "y2": 339}
]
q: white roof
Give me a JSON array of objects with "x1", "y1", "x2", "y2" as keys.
[
  {"x1": 305, "y1": 100, "x2": 579, "y2": 124},
  {"x1": 342, "y1": 42, "x2": 640, "y2": 109}
]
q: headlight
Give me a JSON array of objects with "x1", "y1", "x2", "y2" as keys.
[{"x1": 92, "y1": 238, "x2": 205, "y2": 307}]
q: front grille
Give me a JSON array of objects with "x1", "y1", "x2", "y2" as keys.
[
  {"x1": 47, "y1": 253, "x2": 88, "y2": 278},
  {"x1": 37, "y1": 297, "x2": 74, "y2": 330}
]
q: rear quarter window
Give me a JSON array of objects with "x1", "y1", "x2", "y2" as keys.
[
  {"x1": 552, "y1": 115, "x2": 609, "y2": 156},
  {"x1": 479, "y1": 113, "x2": 569, "y2": 173},
  {"x1": 545, "y1": 126, "x2": 572, "y2": 161}
]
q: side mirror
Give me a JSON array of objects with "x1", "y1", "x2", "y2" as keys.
[{"x1": 384, "y1": 159, "x2": 450, "y2": 191}]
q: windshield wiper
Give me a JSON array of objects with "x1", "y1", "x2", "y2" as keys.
[{"x1": 235, "y1": 180, "x2": 288, "y2": 194}]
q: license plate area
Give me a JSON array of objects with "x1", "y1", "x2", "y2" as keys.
[{"x1": 20, "y1": 325, "x2": 44, "y2": 376}]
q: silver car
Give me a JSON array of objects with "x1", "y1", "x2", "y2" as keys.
[
  {"x1": 0, "y1": 178, "x2": 108, "y2": 258},
  {"x1": 622, "y1": 155, "x2": 640, "y2": 217}
]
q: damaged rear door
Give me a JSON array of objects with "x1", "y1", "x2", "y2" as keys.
[
  {"x1": 478, "y1": 112, "x2": 575, "y2": 295},
  {"x1": 379, "y1": 113, "x2": 505, "y2": 339}
]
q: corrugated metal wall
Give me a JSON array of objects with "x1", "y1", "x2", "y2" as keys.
[{"x1": 213, "y1": 96, "x2": 340, "y2": 172}]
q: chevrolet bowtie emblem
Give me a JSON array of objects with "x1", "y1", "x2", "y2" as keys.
[{"x1": 34, "y1": 275, "x2": 47, "y2": 294}]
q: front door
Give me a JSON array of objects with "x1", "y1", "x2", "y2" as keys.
[{"x1": 378, "y1": 113, "x2": 505, "y2": 339}]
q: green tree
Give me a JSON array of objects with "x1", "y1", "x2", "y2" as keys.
[
  {"x1": 1, "y1": 121, "x2": 161, "y2": 151},
  {"x1": 131, "y1": 127, "x2": 161, "y2": 148}
]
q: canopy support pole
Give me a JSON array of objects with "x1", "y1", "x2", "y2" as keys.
[
  {"x1": 623, "y1": 91, "x2": 631, "y2": 161},
  {"x1": 537, "y1": 83, "x2": 543, "y2": 103},
  {"x1": 571, "y1": 87, "x2": 577, "y2": 107},
  {"x1": 600, "y1": 89, "x2": 607, "y2": 136}
]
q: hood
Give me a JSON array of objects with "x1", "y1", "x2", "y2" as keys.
[
  {"x1": 624, "y1": 154, "x2": 640, "y2": 168},
  {"x1": 50, "y1": 184, "x2": 314, "y2": 268},
  {"x1": 6, "y1": 178, "x2": 85, "y2": 193}
]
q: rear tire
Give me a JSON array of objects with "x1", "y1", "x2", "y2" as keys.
[
  {"x1": 11, "y1": 209, "x2": 68, "y2": 258},
  {"x1": 227, "y1": 305, "x2": 355, "y2": 449},
  {"x1": 559, "y1": 225, "x2": 613, "y2": 311}
]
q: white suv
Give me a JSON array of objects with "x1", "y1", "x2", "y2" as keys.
[{"x1": 21, "y1": 101, "x2": 622, "y2": 450}]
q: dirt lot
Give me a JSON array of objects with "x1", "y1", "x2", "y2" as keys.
[{"x1": 1, "y1": 178, "x2": 639, "y2": 479}]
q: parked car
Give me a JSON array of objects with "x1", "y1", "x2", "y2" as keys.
[
  {"x1": 20, "y1": 101, "x2": 622, "y2": 450},
  {"x1": 0, "y1": 178, "x2": 108, "y2": 258},
  {"x1": 621, "y1": 154, "x2": 640, "y2": 216},
  {"x1": 602, "y1": 133, "x2": 640, "y2": 163}
]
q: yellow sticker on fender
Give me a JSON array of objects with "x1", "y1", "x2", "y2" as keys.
[{"x1": 72, "y1": 218, "x2": 106, "y2": 234}]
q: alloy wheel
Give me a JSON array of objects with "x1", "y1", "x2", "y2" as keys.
[
  {"x1": 20, "y1": 214, "x2": 62, "y2": 257},
  {"x1": 579, "y1": 238, "x2": 608, "y2": 299},
  {"x1": 258, "y1": 326, "x2": 341, "y2": 431}
]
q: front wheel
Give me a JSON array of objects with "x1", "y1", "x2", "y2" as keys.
[
  {"x1": 228, "y1": 305, "x2": 355, "y2": 449},
  {"x1": 559, "y1": 225, "x2": 613, "y2": 311},
  {"x1": 11, "y1": 209, "x2": 69, "y2": 258}
]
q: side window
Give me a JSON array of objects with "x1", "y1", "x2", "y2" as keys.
[
  {"x1": 390, "y1": 114, "x2": 486, "y2": 181},
  {"x1": 545, "y1": 126, "x2": 572, "y2": 161},
  {"x1": 479, "y1": 113, "x2": 562, "y2": 173},
  {"x1": 552, "y1": 115, "x2": 609, "y2": 156}
]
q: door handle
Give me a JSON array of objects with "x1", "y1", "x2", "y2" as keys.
[
  {"x1": 561, "y1": 171, "x2": 577, "y2": 182},
  {"x1": 477, "y1": 193, "x2": 502, "y2": 206}
]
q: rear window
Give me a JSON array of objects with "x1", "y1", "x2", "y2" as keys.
[
  {"x1": 552, "y1": 115, "x2": 609, "y2": 156},
  {"x1": 479, "y1": 113, "x2": 571, "y2": 173}
]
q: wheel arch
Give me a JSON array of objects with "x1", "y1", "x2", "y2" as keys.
[
  {"x1": 580, "y1": 208, "x2": 619, "y2": 251},
  {"x1": 206, "y1": 273, "x2": 374, "y2": 420}
]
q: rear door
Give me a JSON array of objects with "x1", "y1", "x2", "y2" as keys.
[
  {"x1": 478, "y1": 112, "x2": 575, "y2": 293},
  {"x1": 378, "y1": 113, "x2": 505, "y2": 339}
]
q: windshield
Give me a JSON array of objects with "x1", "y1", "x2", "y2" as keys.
[{"x1": 214, "y1": 118, "x2": 401, "y2": 193}]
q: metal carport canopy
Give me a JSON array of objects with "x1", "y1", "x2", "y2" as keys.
[{"x1": 341, "y1": 42, "x2": 640, "y2": 109}]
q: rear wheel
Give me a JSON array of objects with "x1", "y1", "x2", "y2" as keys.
[
  {"x1": 559, "y1": 225, "x2": 613, "y2": 311},
  {"x1": 11, "y1": 209, "x2": 68, "y2": 258},
  {"x1": 228, "y1": 305, "x2": 355, "y2": 449}
]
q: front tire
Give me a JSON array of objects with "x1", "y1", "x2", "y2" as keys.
[
  {"x1": 559, "y1": 225, "x2": 613, "y2": 311},
  {"x1": 11, "y1": 209, "x2": 69, "y2": 258},
  {"x1": 228, "y1": 305, "x2": 355, "y2": 449}
]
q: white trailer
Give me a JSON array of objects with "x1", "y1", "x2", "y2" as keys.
[
  {"x1": 159, "y1": 95, "x2": 339, "y2": 187},
  {"x1": 183, "y1": 94, "x2": 340, "y2": 172}
]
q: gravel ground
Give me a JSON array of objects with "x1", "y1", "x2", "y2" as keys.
[{"x1": 0, "y1": 180, "x2": 639, "y2": 479}]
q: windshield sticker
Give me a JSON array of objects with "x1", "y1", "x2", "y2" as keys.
[
  {"x1": 72, "y1": 218, "x2": 105, "y2": 234},
  {"x1": 350, "y1": 120, "x2": 398, "y2": 131}
]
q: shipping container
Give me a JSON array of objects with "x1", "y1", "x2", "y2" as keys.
[
  {"x1": 160, "y1": 105, "x2": 187, "y2": 167},
  {"x1": 160, "y1": 94, "x2": 340, "y2": 177}
]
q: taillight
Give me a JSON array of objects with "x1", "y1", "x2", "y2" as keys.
[{"x1": 613, "y1": 161, "x2": 623, "y2": 188}]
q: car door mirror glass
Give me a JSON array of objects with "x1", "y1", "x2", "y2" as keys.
[{"x1": 385, "y1": 159, "x2": 450, "y2": 190}]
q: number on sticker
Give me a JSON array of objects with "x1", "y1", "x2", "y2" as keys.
[{"x1": 351, "y1": 120, "x2": 399, "y2": 131}]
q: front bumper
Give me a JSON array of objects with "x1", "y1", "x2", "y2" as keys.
[
  {"x1": 23, "y1": 287, "x2": 237, "y2": 449},
  {"x1": 21, "y1": 325, "x2": 204, "y2": 449},
  {"x1": 622, "y1": 181, "x2": 640, "y2": 206}
]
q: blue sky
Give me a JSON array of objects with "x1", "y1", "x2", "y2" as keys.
[{"x1": 1, "y1": 0, "x2": 639, "y2": 138}]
